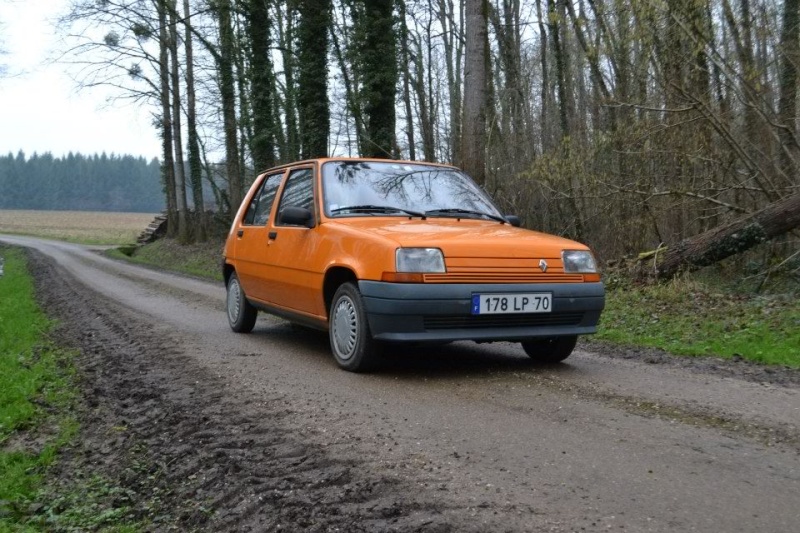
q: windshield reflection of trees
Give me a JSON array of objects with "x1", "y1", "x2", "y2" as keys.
[{"x1": 326, "y1": 162, "x2": 497, "y2": 214}]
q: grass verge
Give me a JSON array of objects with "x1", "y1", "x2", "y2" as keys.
[
  {"x1": 595, "y1": 276, "x2": 800, "y2": 368},
  {"x1": 0, "y1": 247, "x2": 139, "y2": 532},
  {"x1": 109, "y1": 238, "x2": 224, "y2": 281}
]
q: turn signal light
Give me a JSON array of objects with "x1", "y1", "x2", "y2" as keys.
[
  {"x1": 381, "y1": 272, "x2": 425, "y2": 283},
  {"x1": 583, "y1": 273, "x2": 601, "y2": 282}
]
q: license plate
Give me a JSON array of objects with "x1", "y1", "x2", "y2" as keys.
[{"x1": 471, "y1": 293, "x2": 552, "y2": 315}]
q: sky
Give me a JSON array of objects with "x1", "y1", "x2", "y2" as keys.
[{"x1": 0, "y1": 0, "x2": 162, "y2": 160}]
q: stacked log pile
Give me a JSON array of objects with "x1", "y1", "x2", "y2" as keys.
[{"x1": 137, "y1": 213, "x2": 168, "y2": 244}]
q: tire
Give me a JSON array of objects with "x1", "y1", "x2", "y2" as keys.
[
  {"x1": 226, "y1": 272, "x2": 257, "y2": 333},
  {"x1": 329, "y1": 282, "x2": 377, "y2": 372},
  {"x1": 521, "y1": 335, "x2": 578, "y2": 363}
]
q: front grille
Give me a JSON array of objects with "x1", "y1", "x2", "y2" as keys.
[
  {"x1": 423, "y1": 273, "x2": 584, "y2": 283},
  {"x1": 425, "y1": 256, "x2": 585, "y2": 284},
  {"x1": 423, "y1": 312, "x2": 584, "y2": 330}
]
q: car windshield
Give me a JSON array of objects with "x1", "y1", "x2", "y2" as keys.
[{"x1": 322, "y1": 161, "x2": 503, "y2": 219}]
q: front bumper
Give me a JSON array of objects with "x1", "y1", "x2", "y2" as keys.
[{"x1": 358, "y1": 281, "x2": 605, "y2": 342}]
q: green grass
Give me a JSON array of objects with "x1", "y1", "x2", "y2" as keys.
[
  {"x1": 0, "y1": 248, "x2": 76, "y2": 441},
  {"x1": 0, "y1": 247, "x2": 76, "y2": 529},
  {"x1": 110, "y1": 238, "x2": 224, "y2": 281},
  {"x1": 0, "y1": 247, "x2": 140, "y2": 531},
  {"x1": 596, "y1": 276, "x2": 800, "y2": 367}
]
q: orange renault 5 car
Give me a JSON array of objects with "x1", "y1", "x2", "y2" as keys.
[{"x1": 223, "y1": 158, "x2": 604, "y2": 372}]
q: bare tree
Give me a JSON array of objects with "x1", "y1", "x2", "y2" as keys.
[
  {"x1": 436, "y1": 0, "x2": 464, "y2": 164},
  {"x1": 276, "y1": 2, "x2": 300, "y2": 161},
  {"x1": 182, "y1": 0, "x2": 206, "y2": 240},
  {"x1": 56, "y1": 0, "x2": 799, "y2": 274},
  {"x1": 777, "y1": 0, "x2": 800, "y2": 180},
  {"x1": 215, "y1": 0, "x2": 243, "y2": 212},
  {"x1": 461, "y1": 0, "x2": 488, "y2": 184},
  {"x1": 168, "y1": 0, "x2": 189, "y2": 242},
  {"x1": 398, "y1": 0, "x2": 416, "y2": 160},
  {"x1": 157, "y1": 0, "x2": 178, "y2": 237}
]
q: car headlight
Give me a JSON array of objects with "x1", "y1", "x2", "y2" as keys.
[
  {"x1": 562, "y1": 250, "x2": 598, "y2": 273},
  {"x1": 396, "y1": 248, "x2": 446, "y2": 273}
]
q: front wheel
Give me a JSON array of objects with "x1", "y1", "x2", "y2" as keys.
[
  {"x1": 226, "y1": 272, "x2": 257, "y2": 333},
  {"x1": 329, "y1": 282, "x2": 377, "y2": 372},
  {"x1": 521, "y1": 335, "x2": 577, "y2": 363}
]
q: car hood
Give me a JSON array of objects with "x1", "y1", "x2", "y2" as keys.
[{"x1": 326, "y1": 217, "x2": 587, "y2": 258}]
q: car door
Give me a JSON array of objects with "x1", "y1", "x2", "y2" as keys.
[
  {"x1": 232, "y1": 171, "x2": 284, "y2": 303},
  {"x1": 264, "y1": 166, "x2": 325, "y2": 316}
]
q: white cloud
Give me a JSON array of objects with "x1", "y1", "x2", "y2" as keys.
[{"x1": 0, "y1": 0, "x2": 161, "y2": 159}]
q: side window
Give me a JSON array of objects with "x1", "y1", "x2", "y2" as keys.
[
  {"x1": 243, "y1": 172, "x2": 282, "y2": 226},
  {"x1": 276, "y1": 168, "x2": 315, "y2": 225}
]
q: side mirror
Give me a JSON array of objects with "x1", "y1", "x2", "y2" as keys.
[
  {"x1": 505, "y1": 215, "x2": 522, "y2": 227},
  {"x1": 279, "y1": 206, "x2": 314, "y2": 228}
]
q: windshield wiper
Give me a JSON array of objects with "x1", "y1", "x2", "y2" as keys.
[
  {"x1": 331, "y1": 205, "x2": 426, "y2": 218},
  {"x1": 425, "y1": 208, "x2": 508, "y2": 224}
]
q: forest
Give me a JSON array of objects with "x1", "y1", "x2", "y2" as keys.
[
  {"x1": 60, "y1": 0, "x2": 799, "y2": 271},
  {"x1": 0, "y1": 151, "x2": 164, "y2": 213}
]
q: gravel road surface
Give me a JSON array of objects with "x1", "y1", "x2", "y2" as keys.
[{"x1": 2, "y1": 235, "x2": 799, "y2": 532}]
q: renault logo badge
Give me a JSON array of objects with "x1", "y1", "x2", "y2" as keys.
[{"x1": 539, "y1": 259, "x2": 548, "y2": 272}]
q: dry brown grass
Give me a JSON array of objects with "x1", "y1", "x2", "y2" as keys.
[{"x1": 0, "y1": 209, "x2": 157, "y2": 245}]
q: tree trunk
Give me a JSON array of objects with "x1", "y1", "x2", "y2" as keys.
[
  {"x1": 398, "y1": 0, "x2": 416, "y2": 160},
  {"x1": 234, "y1": 14, "x2": 253, "y2": 179},
  {"x1": 563, "y1": 1, "x2": 611, "y2": 104},
  {"x1": 488, "y1": 0, "x2": 525, "y2": 161},
  {"x1": 297, "y1": 0, "x2": 331, "y2": 159},
  {"x1": 248, "y1": 0, "x2": 276, "y2": 171},
  {"x1": 217, "y1": 0, "x2": 243, "y2": 214},
  {"x1": 535, "y1": 0, "x2": 552, "y2": 152},
  {"x1": 412, "y1": 35, "x2": 435, "y2": 161},
  {"x1": 168, "y1": 0, "x2": 189, "y2": 243},
  {"x1": 653, "y1": 191, "x2": 800, "y2": 279},
  {"x1": 548, "y1": 0, "x2": 573, "y2": 140},
  {"x1": 183, "y1": 0, "x2": 206, "y2": 241},
  {"x1": 436, "y1": 0, "x2": 461, "y2": 163},
  {"x1": 330, "y1": 14, "x2": 364, "y2": 156},
  {"x1": 157, "y1": 0, "x2": 177, "y2": 238},
  {"x1": 461, "y1": 0, "x2": 488, "y2": 184},
  {"x1": 778, "y1": 0, "x2": 800, "y2": 182},
  {"x1": 277, "y1": 4, "x2": 300, "y2": 161},
  {"x1": 361, "y1": 0, "x2": 397, "y2": 158}
]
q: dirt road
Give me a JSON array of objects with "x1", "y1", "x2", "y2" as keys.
[{"x1": 3, "y1": 235, "x2": 799, "y2": 532}]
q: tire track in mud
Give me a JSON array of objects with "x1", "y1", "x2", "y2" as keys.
[{"x1": 28, "y1": 250, "x2": 492, "y2": 532}]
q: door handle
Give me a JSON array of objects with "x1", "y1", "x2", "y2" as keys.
[
  {"x1": 268, "y1": 231, "x2": 277, "y2": 240},
  {"x1": 236, "y1": 229, "x2": 244, "y2": 237}
]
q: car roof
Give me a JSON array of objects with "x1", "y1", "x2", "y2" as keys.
[{"x1": 255, "y1": 157, "x2": 458, "y2": 177}]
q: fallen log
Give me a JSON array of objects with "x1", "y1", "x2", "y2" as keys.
[{"x1": 641, "y1": 191, "x2": 800, "y2": 279}]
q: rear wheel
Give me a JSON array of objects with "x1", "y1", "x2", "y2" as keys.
[
  {"x1": 521, "y1": 335, "x2": 577, "y2": 363},
  {"x1": 329, "y1": 282, "x2": 376, "y2": 372},
  {"x1": 226, "y1": 272, "x2": 257, "y2": 333}
]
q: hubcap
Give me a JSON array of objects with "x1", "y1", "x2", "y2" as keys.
[
  {"x1": 227, "y1": 279, "x2": 241, "y2": 324},
  {"x1": 332, "y1": 296, "x2": 358, "y2": 360}
]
